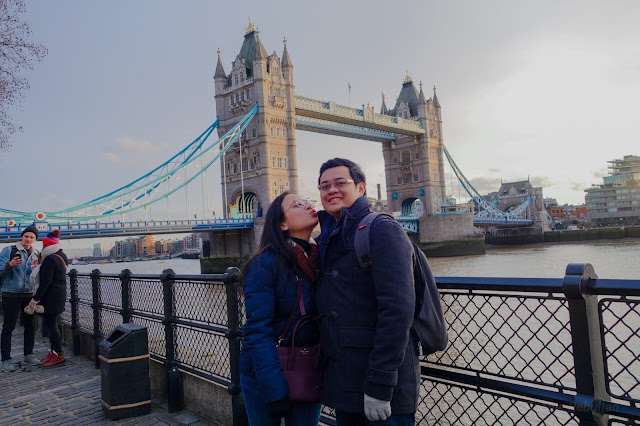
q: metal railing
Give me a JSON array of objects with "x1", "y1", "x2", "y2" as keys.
[{"x1": 61, "y1": 263, "x2": 640, "y2": 425}]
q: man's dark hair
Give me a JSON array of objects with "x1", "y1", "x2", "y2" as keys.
[{"x1": 318, "y1": 158, "x2": 367, "y2": 194}]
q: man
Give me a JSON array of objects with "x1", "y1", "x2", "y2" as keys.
[
  {"x1": 315, "y1": 158, "x2": 419, "y2": 425},
  {"x1": 0, "y1": 225, "x2": 40, "y2": 372}
]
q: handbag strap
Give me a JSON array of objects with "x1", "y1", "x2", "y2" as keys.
[
  {"x1": 278, "y1": 276, "x2": 305, "y2": 346},
  {"x1": 52, "y1": 253, "x2": 68, "y2": 269}
]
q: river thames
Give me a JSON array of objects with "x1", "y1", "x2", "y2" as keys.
[{"x1": 69, "y1": 239, "x2": 640, "y2": 280}]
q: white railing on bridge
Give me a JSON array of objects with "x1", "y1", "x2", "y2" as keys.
[
  {"x1": 294, "y1": 96, "x2": 425, "y2": 135},
  {"x1": 473, "y1": 217, "x2": 534, "y2": 225},
  {"x1": 1, "y1": 218, "x2": 254, "y2": 239}
]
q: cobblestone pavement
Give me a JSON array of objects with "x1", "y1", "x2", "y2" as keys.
[{"x1": 0, "y1": 316, "x2": 209, "y2": 425}]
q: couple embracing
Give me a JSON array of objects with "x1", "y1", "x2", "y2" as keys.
[{"x1": 240, "y1": 158, "x2": 419, "y2": 426}]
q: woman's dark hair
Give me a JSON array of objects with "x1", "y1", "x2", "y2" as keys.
[{"x1": 241, "y1": 191, "x2": 297, "y2": 280}]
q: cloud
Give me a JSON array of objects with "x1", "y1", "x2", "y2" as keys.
[
  {"x1": 592, "y1": 168, "x2": 608, "y2": 179},
  {"x1": 488, "y1": 168, "x2": 502, "y2": 173},
  {"x1": 571, "y1": 182, "x2": 589, "y2": 192},
  {"x1": 468, "y1": 176, "x2": 503, "y2": 194},
  {"x1": 100, "y1": 137, "x2": 168, "y2": 164},
  {"x1": 101, "y1": 152, "x2": 120, "y2": 163},
  {"x1": 530, "y1": 176, "x2": 554, "y2": 187},
  {"x1": 110, "y1": 137, "x2": 155, "y2": 153}
]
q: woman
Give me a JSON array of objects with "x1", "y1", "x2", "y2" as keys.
[
  {"x1": 239, "y1": 192, "x2": 322, "y2": 425},
  {"x1": 25, "y1": 229, "x2": 68, "y2": 367}
]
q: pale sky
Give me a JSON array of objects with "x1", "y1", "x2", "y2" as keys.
[{"x1": 2, "y1": 0, "x2": 639, "y2": 225}]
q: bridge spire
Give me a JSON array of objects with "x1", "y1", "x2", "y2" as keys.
[
  {"x1": 214, "y1": 48, "x2": 226, "y2": 79},
  {"x1": 433, "y1": 85, "x2": 440, "y2": 107},
  {"x1": 418, "y1": 81, "x2": 426, "y2": 103},
  {"x1": 281, "y1": 36, "x2": 292, "y2": 68},
  {"x1": 380, "y1": 92, "x2": 389, "y2": 114}
]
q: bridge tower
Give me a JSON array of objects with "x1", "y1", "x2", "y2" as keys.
[
  {"x1": 381, "y1": 75, "x2": 447, "y2": 217},
  {"x1": 214, "y1": 20, "x2": 298, "y2": 218}
]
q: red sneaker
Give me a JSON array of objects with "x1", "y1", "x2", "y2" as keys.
[
  {"x1": 38, "y1": 351, "x2": 54, "y2": 366},
  {"x1": 42, "y1": 351, "x2": 65, "y2": 367}
]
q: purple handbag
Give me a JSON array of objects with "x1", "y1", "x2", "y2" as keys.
[{"x1": 276, "y1": 278, "x2": 323, "y2": 403}]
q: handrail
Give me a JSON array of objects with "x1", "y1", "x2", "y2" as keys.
[{"x1": 61, "y1": 263, "x2": 640, "y2": 425}]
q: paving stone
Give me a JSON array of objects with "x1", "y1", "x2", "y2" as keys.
[
  {"x1": 0, "y1": 318, "x2": 205, "y2": 426},
  {"x1": 174, "y1": 412, "x2": 202, "y2": 423}
]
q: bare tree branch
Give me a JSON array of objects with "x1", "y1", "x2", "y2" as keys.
[{"x1": 0, "y1": 0, "x2": 47, "y2": 151}]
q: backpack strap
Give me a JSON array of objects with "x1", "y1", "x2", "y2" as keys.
[{"x1": 354, "y1": 212, "x2": 395, "y2": 271}]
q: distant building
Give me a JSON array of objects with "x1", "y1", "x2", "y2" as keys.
[
  {"x1": 93, "y1": 242, "x2": 114, "y2": 258},
  {"x1": 547, "y1": 206, "x2": 564, "y2": 222},
  {"x1": 114, "y1": 238, "x2": 137, "y2": 258},
  {"x1": 585, "y1": 155, "x2": 640, "y2": 226},
  {"x1": 183, "y1": 233, "x2": 202, "y2": 252},
  {"x1": 137, "y1": 235, "x2": 155, "y2": 256}
]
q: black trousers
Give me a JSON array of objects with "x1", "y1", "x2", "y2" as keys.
[
  {"x1": 42, "y1": 314, "x2": 62, "y2": 354},
  {"x1": 1, "y1": 295, "x2": 35, "y2": 361}
]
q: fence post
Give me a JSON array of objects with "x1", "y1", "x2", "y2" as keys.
[
  {"x1": 160, "y1": 268, "x2": 181, "y2": 412},
  {"x1": 68, "y1": 269, "x2": 81, "y2": 356},
  {"x1": 224, "y1": 266, "x2": 248, "y2": 426},
  {"x1": 120, "y1": 269, "x2": 132, "y2": 323},
  {"x1": 562, "y1": 263, "x2": 610, "y2": 426},
  {"x1": 90, "y1": 269, "x2": 102, "y2": 369}
]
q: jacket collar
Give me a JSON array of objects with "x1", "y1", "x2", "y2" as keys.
[
  {"x1": 41, "y1": 244, "x2": 61, "y2": 259},
  {"x1": 318, "y1": 195, "x2": 372, "y2": 232},
  {"x1": 14, "y1": 242, "x2": 37, "y2": 255}
]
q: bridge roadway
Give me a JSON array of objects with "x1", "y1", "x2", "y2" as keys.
[
  {"x1": 0, "y1": 218, "x2": 254, "y2": 242},
  {"x1": 1, "y1": 215, "x2": 533, "y2": 243},
  {"x1": 0, "y1": 316, "x2": 206, "y2": 425}
]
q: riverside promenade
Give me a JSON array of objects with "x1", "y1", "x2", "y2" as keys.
[{"x1": 0, "y1": 316, "x2": 207, "y2": 426}]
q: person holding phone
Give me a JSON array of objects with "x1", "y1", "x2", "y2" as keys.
[{"x1": 0, "y1": 226, "x2": 40, "y2": 372}]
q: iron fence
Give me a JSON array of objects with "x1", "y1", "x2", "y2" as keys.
[{"x1": 60, "y1": 263, "x2": 640, "y2": 425}]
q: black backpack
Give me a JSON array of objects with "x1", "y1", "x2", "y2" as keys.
[
  {"x1": 354, "y1": 212, "x2": 448, "y2": 355},
  {"x1": 0, "y1": 245, "x2": 19, "y2": 288}
]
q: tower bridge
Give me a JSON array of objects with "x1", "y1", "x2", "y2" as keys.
[{"x1": 1, "y1": 21, "x2": 548, "y2": 251}]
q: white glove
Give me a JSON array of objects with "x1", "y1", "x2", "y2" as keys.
[{"x1": 364, "y1": 393, "x2": 391, "y2": 421}]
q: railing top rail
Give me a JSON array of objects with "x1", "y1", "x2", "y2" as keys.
[
  {"x1": 437, "y1": 276, "x2": 640, "y2": 295},
  {"x1": 436, "y1": 276, "x2": 565, "y2": 292},
  {"x1": 69, "y1": 271, "x2": 234, "y2": 283},
  {"x1": 586, "y1": 277, "x2": 640, "y2": 295}
]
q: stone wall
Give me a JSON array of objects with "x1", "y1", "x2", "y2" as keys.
[{"x1": 419, "y1": 213, "x2": 484, "y2": 243}]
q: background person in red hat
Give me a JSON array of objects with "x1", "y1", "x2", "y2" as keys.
[{"x1": 26, "y1": 229, "x2": 68, "y2": 367}]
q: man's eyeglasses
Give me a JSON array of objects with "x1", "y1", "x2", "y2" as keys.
[
  {"x1": 284, "y1": 199, "x2": 315, "y2": 214},
  {"x1": 318, "y1": 179, "x2": 355, "y2": 193}
]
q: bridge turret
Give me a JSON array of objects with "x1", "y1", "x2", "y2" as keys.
[
  {"x1": 214, "y1": 48, "x2": 227, "y2": 118},
  {"x1": 417, "y1": 81, "x2": 427, "y2": 123},
  {"x1": 281, "y1": 37, "x2": 292, "y2": 71}
]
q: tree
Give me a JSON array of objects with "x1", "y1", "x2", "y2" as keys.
[{"x1": 0, "y1": 0, "x2": 47, "y2": 151}]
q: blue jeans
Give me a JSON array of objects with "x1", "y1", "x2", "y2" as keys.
[
  {"x1": 241, "y1": 373, "x2": 322, "y2": 426},
  {"x1": 335, "y1": 411, "x2": 415, "y2": 426}
]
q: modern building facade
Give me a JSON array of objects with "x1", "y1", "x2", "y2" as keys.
[
  {"x1": 93, "y1": 242, "x2": 115, "y2": 258},
  {"x1": 585, "y1": 155, "x2": 640, "y2": 226}
]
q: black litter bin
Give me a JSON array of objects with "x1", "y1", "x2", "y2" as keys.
[{"x1": 99, "y1": 323, "x2": 151, "y2": 420}]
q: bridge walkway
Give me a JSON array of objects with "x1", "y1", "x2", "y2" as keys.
[{"x1": 0, "y1": 315, "x2": 207, "y2": 426}]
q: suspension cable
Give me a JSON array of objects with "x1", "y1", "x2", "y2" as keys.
[{"x1": 239, "y1": 132, "x2": 245, "y2": 216}]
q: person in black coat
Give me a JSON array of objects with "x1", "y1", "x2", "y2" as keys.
[
  {"x1": 25, "y1": 229, "x2": 68, "y2": 367},
  {"x1": 316, "y1": 158, "x2": 418, "y2": 425}
]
